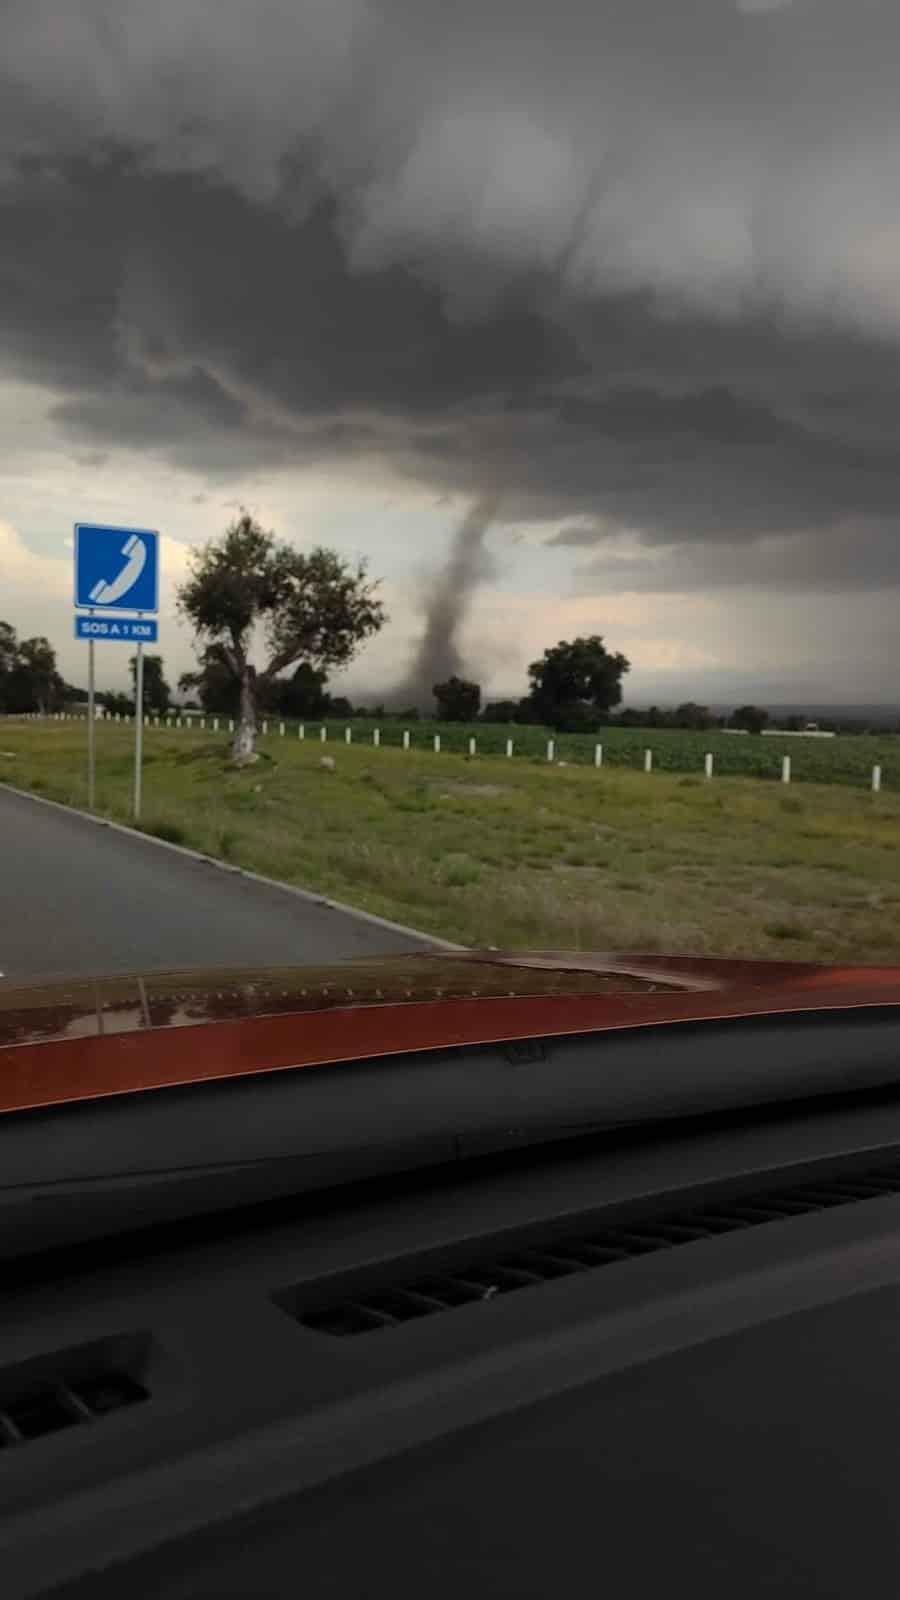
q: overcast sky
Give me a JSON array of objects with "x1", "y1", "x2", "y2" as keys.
[{"x1": 2, "y1": 0, "x2": 899, "y2": 704}]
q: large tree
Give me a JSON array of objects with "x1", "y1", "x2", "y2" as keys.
[
  {"x1": 673, "y1": 701, "x2": 713, "y2": 730},
  {"x1": 102, "y1": 690, "x2": 134, "y2": 717},
  {"x1": 731, "y1": 704, "x2": 769, "y2": 735},
  {"x1": 178, "y1": 644, "x2": 237, "y2": 714},
  {"x1": 526, "y1": 635, "x2": 630, "y2": 730},
  {"x1": 129, "y1": 653, "x2": 171, "y2": 715},
  {"x1": 16, "y1": 635, "x2": 59, "y2": 713},
  {"x1": 433, "y1": 675, "x2": 481, "y2": 722},
  {"x1": 480, "y1": 698, "x2": 521, "y2": 724},
  {"x1": 270, "y1": 662, "x2": 330, "y2": 720},
  {"x1": 0, "y1": 624, "x2": 63, "y2": 713},
  {"x1": 0, "y1": 621, "x2": 16, "y2": 709},
  {"x1": 177, "y1": 513, "x2": 386, "y2": 762}
]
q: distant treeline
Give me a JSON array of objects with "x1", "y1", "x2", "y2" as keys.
[{"x1": 3, "y1": 612, "x2": 897, "y2": 735}]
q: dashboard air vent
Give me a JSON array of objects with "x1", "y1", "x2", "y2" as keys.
[
  {"x1": 284, "y1": 1156, "x2": 900, "y2": 1337},
  {"x1": 0, "y1": 1334, "x2": 153, "y2": 1451},
  {"x1": 0, "y1": 1372, "x2": 148, "y2": 1448}
]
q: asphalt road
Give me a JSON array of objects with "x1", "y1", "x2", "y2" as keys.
[{"x1": 0, "y1": 787, "x2": 438, "y2": 984}]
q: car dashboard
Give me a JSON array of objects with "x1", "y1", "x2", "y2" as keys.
[{"x1": 4, "y1": 1066, "x2": 900, "y2": 1597}]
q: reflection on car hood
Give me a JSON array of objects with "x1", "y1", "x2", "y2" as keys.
[
  {"x1": 0, "y1": 952, "x2": 695, "y2": 1048},
  {"x1": 1, "y1": 951, "x2": 900, "y2": 1116},
  {"x1": 2, "y1": 951, "x2": 900, "y2": 1048}
]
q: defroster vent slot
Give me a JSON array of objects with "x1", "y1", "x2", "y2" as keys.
[{"x1": 277, "y1": 1153, "x2": 900, "y2": 1337}]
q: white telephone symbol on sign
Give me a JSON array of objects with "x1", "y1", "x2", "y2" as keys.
[{"x1": 89, "y1": 533, "x2": 147, "y2": 606}]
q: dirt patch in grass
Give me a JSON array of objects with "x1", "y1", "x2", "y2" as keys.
[{"x1": 429, "y1": 780, "x2": 508, "y2": 799}]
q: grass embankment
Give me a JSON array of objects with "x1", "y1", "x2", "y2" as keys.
[{"x1": 3, "y1": 721, "x2": 900, "y2": 961}]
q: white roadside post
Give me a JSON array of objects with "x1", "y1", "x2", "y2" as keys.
[
  {"x1": 782, "y1": 755, "x2": 791, "y2": 784},
  {"x1": 228, "y1": 718, "x2": 234, "y2": 733},
  {"x1": 345, "y1": 727, "x2": 352, "y2": 744},
  {"x1": 506, "y1": 738, "x2": 514, "y2": 758},
  {"x1": 644, "y1": 748, "x2": 653, "y2": 773},
  {"x1": 262, "y1": 720, "x2": 268, "y2": 736},
  {"x1": 403, "y1": 730, "x2": 410, "y2": 750},
  {"x1": 320, "y1": 725, "x2": 327, "y2": 742},
  {"x1": 434, "y1": 734, "x2": 441, "y2": 753},
  {"x1": 873, "y1": 765, "x2": 882, "y2": 793},
  {"x1": 468, "y1": 736, "x2": 476, "y2": 756},
  {"x1": 547, "y1": 739, "x2": 555, "y2": 762},
  {"x1": 213, "y1": 717, "x2": 219, "y2": 732},
  {"x1": 280, "y1": 722, "x2": 285, "y2": 737},
  {"x1": 594, "y1": 743, "x2": 603, "y2": 768},
  {"x1": 299, "y1": 724, "x2": 305, "y2": 740},
  {"x1": 705, "y1": 752, "x2": 714, "y2": 780},
  {"x1": 373, "y1": 728, "x2": 380, "y2": 747}
]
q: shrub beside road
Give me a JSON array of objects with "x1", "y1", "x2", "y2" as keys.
[{"x1": 3, "y1": 720, "x2": 900, "y2": 962}]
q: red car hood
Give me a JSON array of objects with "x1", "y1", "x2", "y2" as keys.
[{"x1": 1, "y1": 950, "x2": 900, "y2": 1117}]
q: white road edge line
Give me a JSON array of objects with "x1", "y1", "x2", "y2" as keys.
[{"x1": 0, "y1": 782, "x2": 463, "y2": 953}]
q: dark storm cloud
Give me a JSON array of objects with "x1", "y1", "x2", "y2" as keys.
[
  {"x1": 3, "y1": 0, "x2": 900, "y2": 589},
  {"x1": 1, "y1": 154, "x2": 579, "y2": 474},
  {"x1": 562, "y1": 521, "x2": 900, "y2": 595}
]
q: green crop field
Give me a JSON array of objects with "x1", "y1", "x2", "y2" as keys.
[
  {"x1": 3, "y1": 718, "x2": 900, "y2": 962},
  {"x1": 296, "y1": 717, "x2": 898, "y2": 789}
]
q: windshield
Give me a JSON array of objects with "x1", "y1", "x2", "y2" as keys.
[{"x1": 1, "y1": 6, "x2": 899, "y2": 1009}]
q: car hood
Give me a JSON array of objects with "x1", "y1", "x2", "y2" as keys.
[{"x1": 2, "y1": 950, "x2": 900, "y2": 1115}]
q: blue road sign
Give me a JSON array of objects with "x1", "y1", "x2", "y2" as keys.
[
  {"x1": 75, "y1": 616, "x2": 158, "y2": 643},
  {"x1": 74, "y1": 523, "x2": 159, "y2": 613}
]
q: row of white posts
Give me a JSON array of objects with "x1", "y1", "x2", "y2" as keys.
[{"x1": 38, "y1": 712, "x2": 887, "y2": 790}]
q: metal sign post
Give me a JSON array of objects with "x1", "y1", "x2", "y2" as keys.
[
  {"x1": 133, "y1": 636, "x2": 144, "y2": 820},
  {"x1": 87, "y1": 626, "x2": 96, "y2": 810},
  {"x1": 73, "y1": 523, "x2": 160, "y2": 819}
]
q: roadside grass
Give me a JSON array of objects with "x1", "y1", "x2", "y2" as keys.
[{"x1": 2, "y1": 721, "x2": 900, "y2": 961}]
